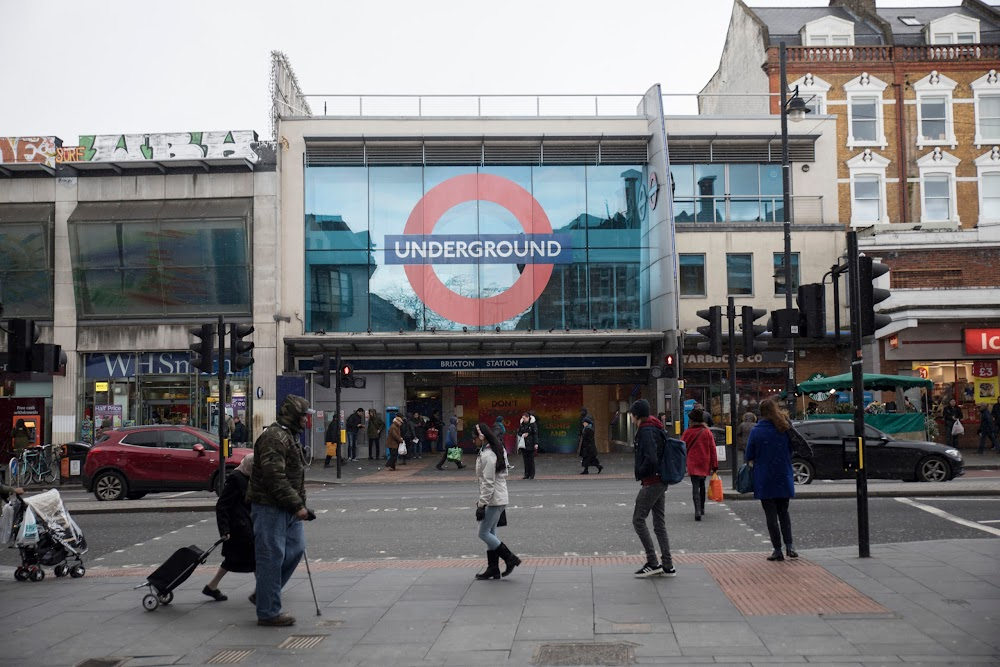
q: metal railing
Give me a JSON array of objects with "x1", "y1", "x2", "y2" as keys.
[{"x1": 302, "y1": 94, "x2": 650, "y2": 118}]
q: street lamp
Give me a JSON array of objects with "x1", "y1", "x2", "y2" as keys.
[{"x1": 779, "y1": 40, "x2": 809, "y2": 414}]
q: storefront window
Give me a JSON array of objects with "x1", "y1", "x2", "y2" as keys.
[
  {"x1": 0, "y1": 219, "x2": 54, "y2": 319},
  {"x1": 671, "y1": 163, "x2": 785, "y2": 224}
]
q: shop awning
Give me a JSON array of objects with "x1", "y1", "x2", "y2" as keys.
[
  {"x1": 67, "y1": 198, "x2": 252, "y2": 222},
  {"x1": 0, "y1": 203, "x2": 54, "y2": 224},
  {"x1": 796, "y1": 372, "x2": 933, "y2": 393}
]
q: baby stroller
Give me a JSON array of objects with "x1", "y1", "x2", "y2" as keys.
[
  {"x1": 2, "y1": 489, "x2": 88, "y2": 581},
  {"x1": 135, "y1": 538, "x2": 225, "y2": 610}
]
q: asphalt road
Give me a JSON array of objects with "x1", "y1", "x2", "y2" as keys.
[{"x1": 4, "y1": 479, "x2": 998, "y2": 571}]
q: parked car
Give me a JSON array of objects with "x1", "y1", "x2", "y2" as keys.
[
  {"x1": 82, "y1": 425, "x2": 252, "y2": 501},
  {"x1": 790, "y1": 419, "x2": 964, "y2": 484}
]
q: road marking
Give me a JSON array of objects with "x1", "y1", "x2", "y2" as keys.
[
  {"x1": 165, "y1": 491, "x2": 194, "y2": 498},
  {"x1": 914, "y1": 497, "x2": 1000, "y2": 501},
  {"x1": 895, "y1": 498, "x2": 1000, "y2": 537},
  {"x1": 979, "y1": 519, "x2": 1000, "y2": 524}
]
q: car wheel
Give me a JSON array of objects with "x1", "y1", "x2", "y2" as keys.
[
  {"x1": 791, "y1": 459, "x2": 815, "y2": 485},
  {"x1": 125, "y1": 492, "x2": 147, "y2": 500},
  {"x1": 94, "y1": 471, "x2": 127, "y2": 501},
  {"x1": 917, "y1": 456, "x2": 950, "y2": 482}
]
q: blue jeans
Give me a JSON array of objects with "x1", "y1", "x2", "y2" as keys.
[
  {"x1": 477, "y1": 505, "x2": 505, "y2": 551},
  {"x1": 252, "y1": 503, "x2": 305, "y2": 620},
  {"x1": 347, "y1": 431, "x2": 358, "y2": 460}
]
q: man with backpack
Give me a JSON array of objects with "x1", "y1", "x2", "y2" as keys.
[{"x1": 629, "y1": 399, "x2": 676, "y2": 578}]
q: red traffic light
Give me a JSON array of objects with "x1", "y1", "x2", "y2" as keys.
[
  {"x1": 341, "y1": 364, "x2": 353, "y2": 377},
  {"x1": 664, "y1": 354, "x2": 675, "y2": 366}
]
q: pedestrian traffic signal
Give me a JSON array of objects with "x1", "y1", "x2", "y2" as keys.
[
  {"x1": 339, "y1": 362, "x2": 354, "y2": 388},
  {"x1": 741, "y1": 307, "x2": 768, "y2": 352},
  {"x1": 663, "y1": 354, "x2": 676, "y2": 378},
  {"x1": 230, "y1": 324, "x2": 255, "y2": 371},
  {"x1": 696, "y1": 306, "x2": 723, "y2": 357},
  {"x1": 796, "y1": 283, "x2": 826, "y2": 339},
  {"x1": 315, "y1": 353, "x2": 331, "y2": 388},
  {"x1": 7, "y1": 318, "x2": 40, "y2": 373},
  {"x1": 188, "y1": 324, "x2": 215, "y2": 374},
  {"x1": 858, "y1": 256, "x2": 891, "y2": 337}
]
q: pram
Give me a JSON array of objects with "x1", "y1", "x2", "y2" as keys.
[
  {"x1": 1, "y1": 489, "x2": 88, "y2": 581},
  {"x1": 135, "y1": 538, "x2": 225, "y2": 610}
]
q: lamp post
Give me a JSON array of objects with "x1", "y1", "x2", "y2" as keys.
[{"x1": 779, "y1": 41, "x2": 809, "y2": 413}]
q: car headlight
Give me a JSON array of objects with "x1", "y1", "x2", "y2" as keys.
[{"x1": 944, "y1": 448, "x2": 962, "y2": 460}]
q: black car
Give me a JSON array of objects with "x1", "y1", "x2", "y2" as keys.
[{"x1": 790, "y1": 419, "x2": 964, "y2": 484}]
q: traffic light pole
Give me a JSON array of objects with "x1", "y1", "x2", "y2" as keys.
[
  {"x1": 847, "y1": 231, "x2": 871, "y2": 558},
  {"x1": 217, "y1": 315, "x2": 228, "y2": 492},
  {"x1": 727, "y1": 297, "x2": 739, "y2": 488},
  {"x1": 334, "y1": 350, "x2": 342, "y2": 479}
]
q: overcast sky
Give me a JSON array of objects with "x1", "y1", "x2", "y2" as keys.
[{"x1": 0, "y1": 0, "x2": 987, "y2": 142}]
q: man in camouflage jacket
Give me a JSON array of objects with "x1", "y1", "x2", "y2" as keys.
[{"x1": 248, "y1": 394, "x2": 312, "y2": 626}]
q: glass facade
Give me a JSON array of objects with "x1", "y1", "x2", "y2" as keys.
[
  {"x1": 304, "y1": 164, "x2": 648, "y2": 332},
  {"x1": 0, "y1": 220, "x2": 53, "y2": 318},
  {"x1": 670, "y1": 163, "x2": 783, "y2": 223}
]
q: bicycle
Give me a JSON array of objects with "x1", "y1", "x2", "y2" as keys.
[{"x1": 19, "y1": 446, "x2": 56, "y2": 485}]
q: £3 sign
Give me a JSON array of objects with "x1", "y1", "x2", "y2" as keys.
[{"x1": 964, "y1": 328, "x2": 1000, "y2": 355}]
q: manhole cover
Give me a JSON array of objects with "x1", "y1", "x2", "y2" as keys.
[
  {"x1": 76, "y1": 659, "x2": 127, "y2": 667},
  {"x1": 534, "y1": 643, "x2": 634, "y2": 666},
  {"x1": 277, "y1": 635, "x2": 327, "y2": 650},
  {"x1": 206, "y1": 649, "x2": 256, "y2": 664},
  {"x1": 316, "y1": 619, "x2": 343, "y2": 628}
]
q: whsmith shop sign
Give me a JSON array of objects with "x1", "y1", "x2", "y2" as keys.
[
  {"x1": 85, "y1": 352, "x2": 249, "y2": 378},
  {"x1": 298, "y1": 355, "x2": 649, "y2": 373}
]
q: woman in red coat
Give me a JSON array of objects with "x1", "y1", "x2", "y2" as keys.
[{"x1": 681, "y1": 408, "x2": 718, "y2": 521}]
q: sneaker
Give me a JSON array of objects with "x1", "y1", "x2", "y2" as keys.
[
  {"x1": 257, "y1": 613, "x2": 295, "y2": 627},
  {"x1": 634, "y1": 562, "x2": 663, "y2": 578},
  {"x1": 661, "y1": 565, "x2": 677, "y2": 577}
]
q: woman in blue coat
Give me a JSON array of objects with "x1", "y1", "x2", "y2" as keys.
[{"x1": 745, "y1": 398, "x2": 797, "y2": 561}]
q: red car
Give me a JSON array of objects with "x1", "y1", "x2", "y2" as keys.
[{"x1": 83, "y1": 425, "x2": 252, "y2": 501}]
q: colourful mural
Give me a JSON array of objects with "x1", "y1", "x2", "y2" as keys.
[
  {"x1": 74, "y1": 131, "x2": 259, "y2": 163},
  {"x1": 0, "y1": 137, "x2": 58, "y2": 168},
  {"x1": 454, "y1": 385, "x2": 583, "y2": 454}
]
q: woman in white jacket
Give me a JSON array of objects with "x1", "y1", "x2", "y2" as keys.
[{"x1": 474, "y1": 422, "x2": 521, "y2": 580}]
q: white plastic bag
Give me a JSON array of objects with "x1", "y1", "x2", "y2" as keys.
[
  {"x1": 951, "y1": 420, "x2": 965, "y2": 436},
  {"x1": 16, "y1": 506, "x2": 38, "y2": 545},
  {"x1": 0, "y1": 500, "x2": 14, "y2": 546},
  {"x1": 516, "y1": 434, "x2": 526, "y2": 452},
  {"x1": 398, "y1": 442, "x2": 408, "y2": 457}
]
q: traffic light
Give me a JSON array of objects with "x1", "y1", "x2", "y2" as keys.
[
  {"x1": 858, "y1": 256, "x2": 891, "y2": 337},
  {"x1": 31, "y1": 343, "x2": 66, "y2": 374},
  {"x1": 230, "y1": 324, "x2": 255, "y2": 371},
  {"x1": 741, "y1": 306, "x2": 768, "y2": 352},
  {"x1": 696, "y1": 306, "x2": 723, "y2": 357},
  {"x1": 339, "y1": 362, "x2": 354, "y2": 388},
  {"x1": 315, "y1": 353, "x2": 331, "y2": 388},
  {"x1": 188, "y1": 324, "x2": 215, "y2": 374},
  {"x1": 8, "y1": 319, "x2": 40, "y2": 373},
  {"x1": 663, "y1": 353, "x2": 676, "y2": 378},
  {"x1": 796, "y1": 283, "x2": 826, "y2": 339}
]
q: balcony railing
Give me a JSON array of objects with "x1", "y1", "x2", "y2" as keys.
[
  {"x1": 672, "y1": 195, "x2": 825, "y2": 225},
  {"x1": 780, "y1": 43, "x2": 1000, "y2": 64},
  {"x1": 302, "y1": 94, "x2": 649, "y2": 118}
]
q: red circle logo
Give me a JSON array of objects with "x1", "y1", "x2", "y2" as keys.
[{"x1": 402, "y1": 173, "x2": 554, "y2": 326}]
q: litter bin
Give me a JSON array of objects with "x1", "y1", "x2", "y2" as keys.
[{"x1": 59, "y1": 442, "x2": 91, "y2": 485}]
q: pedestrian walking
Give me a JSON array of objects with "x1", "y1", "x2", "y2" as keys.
[
  {"x1": 943, "y1": 399, "x2": 963, "y2": 448},
  {"x1": 409, "y1": 412, "x2": 425, "y2": 459},
  {"x1": 629, "y1": 399, "x2": 675, "y2": 578},
  {"x1": 386, "y1": 414, "x2": 403, "y2": 470},
  {"x1": 231, "y1": 416, "x2": 249, "y2": 446},
  {"x1": 436, "y1": 416, "x2": 466, "y2": 470},
  {"x1": 579, "y1": 415, "x2": 602, "y2": 474},
  {"x1": 247, "y1": 394, "x2": 312, "y2": 626},
  {"x1": 516, "y1": 412, "x2": 538, "y2": 479},
  {"x1": 473, "y1": 422, "x2": 521, "y2": 580},
  {"x1": 681, "y1": 408, "x2": 718, "y2": 521},
  {"x1": 745, "y1": 397, "x2": 798, "y2": 562},
  {"x1": 577, "y1": 407, "x2": 589, "y2": 451},
  {"x1": 367, "y1": 409, "x2": 384, "y2": 460},
  {"x1": 494, "y1": 415, "x2": 506, "y2": 449},
  {"x1": 992, "y1": 397, "x2": 1000, "y2": 432},
  {"x1": 203, "y1": 453, "x2": 255, "y2": 602},
  {"x1": 736, "y1": 412, "x2": 756, "y2": 462},
  {"x1": 346, "y1": 408, "x2": 365, "y2": 462},
  {"x1": 323, "y1": 414, "x2": 340, "y2": 469},
  {"x1": 693, "y1": 403, "x2": 714, "y2": 427},
  {"x1": 977, "y1": 404, "x2": 1000, "y2": 454}
]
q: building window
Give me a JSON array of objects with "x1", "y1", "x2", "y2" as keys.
[
  {"x1": 846, "y1": 149, "x2": 890, "y2": 226},
  {"x1": 670, "y1": 163, "x2": 784, "y2": 224},
  {"x1": 791, "y1": 73, "x2": 830, "y2": 117},
  {"x1": 679, "y1": 254, "x2": 706, "y2": 296},
  {"x1": 974, "y1": 147, "x2": 1000, "y2": 225},
  {"x1": 972, "y1": 71, "x2": 1000, "y2": 147},
  {"x1": 0, "y1": 212, "x2": 54, "y2": 319},
  {"x1": 924, "y1": 175, "x2": 951, "y2": 221},
  {"x1": 919, "y1": 96, "x2": 947, "y2": 141},
  {"x1": 800, "y1": 15, "x2": 855, "y2": 47},
  {"x1": 926, "y1": 14, "x2": 980, "y2": 45},
  {"x1": 913, "y1": 71, "x2": 957, "y2": 149},
  {"x1": 845, "y1": 73, "x2": 888, "y2": 149},
  {"x1": 772, "y1": 253, "x2": 800, "y2": 296},
  {"x1": 726, "y1": 254, "x2": 753, "y2": 296},
  {"x1": 917, "y1": 148, "x2": 961, "y2": 224}
]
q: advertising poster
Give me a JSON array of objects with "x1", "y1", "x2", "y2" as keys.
[
  {"x1": 972, "y1": 360, "x2": 999, "y2": 405},
  {"x1": 453, "y1": 384, "x2": 584, "y2": 454}
]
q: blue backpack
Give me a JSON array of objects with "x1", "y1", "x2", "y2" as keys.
[{"x1": 657, "y1": 430, "x2": 687, "y2": 485}]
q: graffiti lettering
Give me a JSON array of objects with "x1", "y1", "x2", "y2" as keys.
[
  {"x1": 77, "y1": 131, "x2": 259, "y2": 163},
  {"x1": 0, "y1": 137, "x2": 58, "y2": 168},
  {"x1": 56, "y1": 146, "x2": 86, "y2": 162}
]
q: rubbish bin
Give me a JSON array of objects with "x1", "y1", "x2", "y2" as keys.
[{"x1": 59, "y1": 442, "x2": 91, "y2": 485}]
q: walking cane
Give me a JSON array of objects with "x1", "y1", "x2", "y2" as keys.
[{"x1": 303, "y1": 509, "x2": 321, "y2": 616}]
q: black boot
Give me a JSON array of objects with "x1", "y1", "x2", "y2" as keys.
[
  {"x1": 580, "y1": 468, "x2": 589, "y2": 474},
  {"x1": 596, "y1": 465, "x2": 603, "y2": 474},
  {"x1": 457, "y1": 462, "x2": 466, "y2": 469},
  {"x1": 693, "y1": 486, "x2": 702, "y2": 521},
  {"x1": 475, "y1": 550, "x2": 501, "y2": 580},
  {"x1": 496, "y1": 542, "x2": 521, "y2": 577}
]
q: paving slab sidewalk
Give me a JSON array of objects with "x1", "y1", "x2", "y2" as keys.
[{"x1": 0, "y1": 539, "x2": 998, "y2": 667}]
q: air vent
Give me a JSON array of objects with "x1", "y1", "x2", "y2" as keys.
[
  {"x1": 365, "y1": 142, "x2": 423, "y2": 166},
  {"x1": 484, "y1": 141, "x2": 541, "y2": 165},
  {"x1": 600, "y1": 140, "x2": 648, "y2": 164},
  {"x1": 306, "y1": 142, "x2": 364, "y2": 167},
  {"x1": 542, "y1": 141, "x2": 600, "y2": 165},
  {"x1": 667, "y1": 139, "x2": 815, "y2": 163},
  {"x1": 423, "y1": 142, "x2": 483, "y2": 165}
]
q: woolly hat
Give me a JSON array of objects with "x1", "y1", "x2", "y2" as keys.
[
  {"x1": 629, "y1": 399, "x2": 650, "y2": 419},
  {"x1": 582, "y1": 415, "x2": 594, "y2": 426}
]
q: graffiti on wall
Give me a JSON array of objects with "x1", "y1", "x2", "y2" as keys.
[
  {"x1": 0, "y1": 137, "x2": 58, "y2": 168},
  {"x1": 75, "y1": 131, "x2": 259, "y2": 163}
]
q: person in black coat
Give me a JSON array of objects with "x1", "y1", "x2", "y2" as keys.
[
  {"x1": 977, "y1": 404, "x2": 1000, "y2": 454},
  {"x1": 578, "y1": 415, "x2": 602, "y2": 474},
  {"x1": 203, "y1": 454, "x2": 256, "y2": 601},
  {"x1": 943, "y1": 399, "x2": 963, "y2": 448},
  {"x1": 517, "y1": 412, "x2": 539, "y2": 479},
  {"x1": 231, "y1": 416, "x2": 249, "y2": 445}
]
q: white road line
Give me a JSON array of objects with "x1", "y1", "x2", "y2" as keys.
[
  {"x1": 165, "y1": 491, "x2": 194, "y2": 498},
  {"x1": 914, "y1": 497, "x2": 1000, "y2": 501},
  {"x1": 979, "y1": 519, "x2": 1000, "y2": 524},
  {"x1": 895, "y1": 498, "x2": 1000, "y2": 537}
]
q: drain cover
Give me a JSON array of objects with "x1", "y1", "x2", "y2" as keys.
[
  {"x1": 277, "y1": 635, "x2": 327, "y2": 650},
  {"x1": 75, "y1": 659, "x2": 127, "y2": 667},
  {"x1": 206, "y1": 649, "x2": 256, "y2": 664},
  {"x1": 534, "y1": 643, "x2": 634, "y2": 666},
  {"x1": 316, "y1": 619, "x2": 343, "y2": 628}
]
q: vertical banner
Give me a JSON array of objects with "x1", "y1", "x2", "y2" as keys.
[{"x1": 972, "y1": 360, "x2": 999, "y2": 405}]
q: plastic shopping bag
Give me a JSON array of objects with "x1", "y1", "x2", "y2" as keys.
[
  {"x1": 0, "y1": 500, "x2": 14, "y2": 546},
  {"x1": 446, "y1": 447, "x2": 462, "y2": 462},
  {"x1": 951, "y1": 420, "x2": 965, "y2": 436},
  {"x1": 707, "y1": 473, "x2": 724, "y2": 503},
  {"x1": 16, "y1": 506, "x2": 39, "y2": 545},
  {"x1": 516, "y1": 434, "x2": 526, "y2": 451},
  {"x1": 398, "y1": 442, "x2": 408, "y2": 457},
  {"x1": 736, "y1": 463, "x2": 754, "y2": 494}
]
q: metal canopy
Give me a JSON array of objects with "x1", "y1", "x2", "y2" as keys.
[
  {"x1": 63, "y1": 156, "x2": 255, "y2": 174},
  {"x1": 284, "y1": 330, "x2": 662, "y2": 359}
]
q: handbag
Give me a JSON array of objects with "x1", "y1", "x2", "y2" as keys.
[
  {"x1": 446, "y1": 447, "x2": 462, "y2": 462},
  {"x1": 497, "y1": 509, "x2": 508, "y2": 527},
  {"x1": 707, "y1": 472, "x2": 724, "y2": 502},
  {"x1": 516, "y1": 434, "x2": 525, "y2": 451},
  {"x1": 951, "y1": 420, "x2": 965, "y2": 436},
  {"x1": 427, "y1": 427, "x2": 439, "y2": 442},
  {"x1": 736, "y1": 463, "x2": 754, "y2": 494},
  {"x1": 398, "y1": 442, "x2": 408, "y2": 457}
]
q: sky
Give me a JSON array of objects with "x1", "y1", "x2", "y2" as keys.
[{"x1": 0, "y1": 0, "x2": 987, "y2": 142}]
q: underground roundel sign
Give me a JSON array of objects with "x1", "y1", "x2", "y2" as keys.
[{"x1": 385, "y1": 173, "x2": 572, "y2": 326}]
